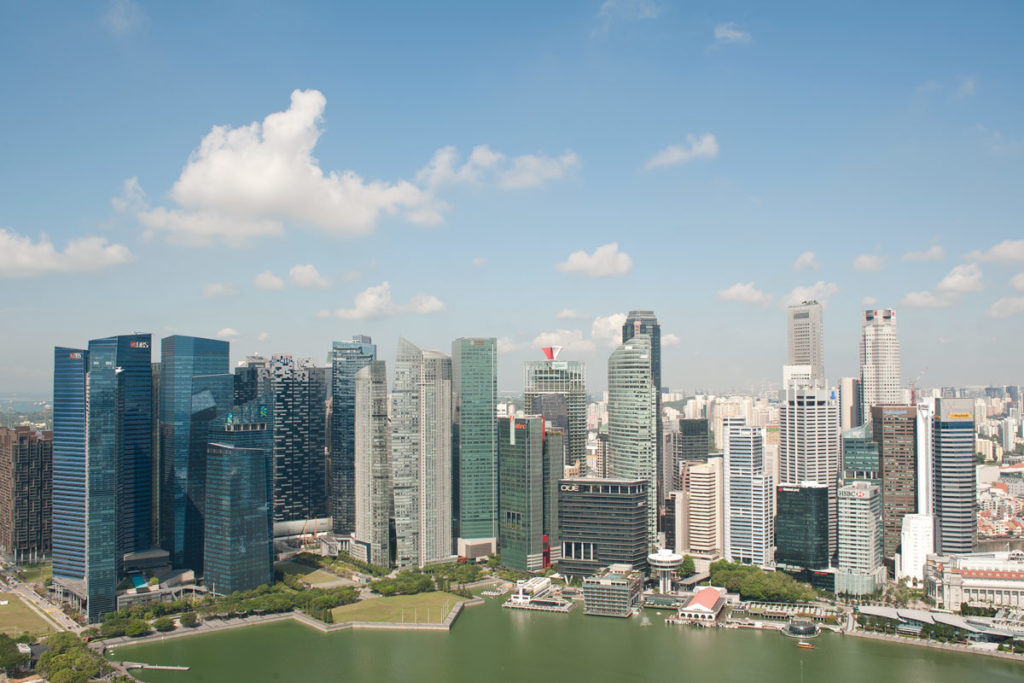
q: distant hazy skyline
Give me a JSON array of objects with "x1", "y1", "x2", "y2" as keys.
[{"x1": 2, "y1": 2, "x2": 1022, "y2": 395}]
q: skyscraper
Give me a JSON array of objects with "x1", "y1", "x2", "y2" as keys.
[
  {"x1": 786, "y1": 301, "x2": 824, "y2": 387},
  {"x1": 841, "y1": 423, "x2": 879, "y2": 484},
  {"x1": 607, "y1": 334, "x2": 658, "y2": 544},
  {"x1": 451, "y1": 337, "x2": 498, "y2": 556},
  {"x1": 779, "y1": 385, "x2": 840, "y2": 557},
  {"x1": 725, "y1": 426, "x2": 774, "y2": 567},
  {"x1": 623, "y1": 311, "x2": 664, "y2": 517},
  {"x1": 860, "y1": 309, "x2": 901, "y2": 420},
  {"x1": 352, "y1": 361, "x2": 392, "y2": 567},
  {"x1": 497, "y1": 416, "x2": 562, "y2": 572},
  {"x1": 673, "y1": 458, "x2": 723, "y2": 561},
  {"x1": 932, "y1": 398, "x2": 976, "y2": 554},
  {"x1": 839, "y1": 377, "x2": 862, "y2": 430},
  {"x1": 0, "y1": 427, "x2": 52, "y2": 564},
  {"x1": 666, "y1": 418, "x2": 709, "y2": 490},
  {"x1": 558, "y1": 478, "x2": 648, "y2": 578},
  {"x1": 327, "y1": 336, "x2": 376, "y2": 536},
  {"x1": 872, "y1": 404, "x2": 917, "y2": 560},
  {"x1": 775, "y1": 484, "x2": 829, "y2": 570},
  {"x1": 158, "y1": 335, "x2": 231, "y2": 572},
  {"x1": 523, "y1": 352, "x2": 586, "y2": 468},
  {"x1": 836, "y1": 482, "x2": 885, "y2": 595},
  {"x1": 53, "y1": 334, "x2": 154, "y2": 622},
  {"x1": 391, "y1": 338, "x2": 453, "y2": 568}
]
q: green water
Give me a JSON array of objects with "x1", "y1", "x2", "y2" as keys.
[{"x1": 113, "y1": 599, "x2": 1023, "y2": 683}]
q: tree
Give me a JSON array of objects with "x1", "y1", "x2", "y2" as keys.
[
  {"x1": 680, "y1": 555, "x2": 696, "y2": 577},
  {"x1": 0, "y1": 634, "x2": 29, "y2": 675},
  {"x1": 125, "y1": 619, "x2": 151, "y2": 637},
  {"x1": 180, "y1": 612, "x2": 199, "y2": 627},
  {"x1": 153, "y1": 616, "x2": 175, "y2": 632}
]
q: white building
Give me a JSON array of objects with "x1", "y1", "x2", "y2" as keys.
[
  {"x1": 786, "y1": 300, "x2": 825, "y2": 388},
  {"x1": 925, "y1": 551, "x2": 1024, "y2": 611},
  {"x1": 352, "y1": 361, "x2": 393, "y2": 567},
  {"x1": 897, "y1": 514, "x2": 935, "y2": 583},
  {"x1": 725, "y1": 426, "x2": 774, "y2": 567},
  {"x1": 836, "y1": 482, "x2": 885, "y2": 595},
  {"x1": 859, "y1": 309, "x2": 901, "y2": 421}
]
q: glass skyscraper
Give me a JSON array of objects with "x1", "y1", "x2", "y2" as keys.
[
  {"x1": 842, "y1": 423, "x2": 879, "y2": 483},
  {"x1": 353, "y1": 361, "x2": 393, "y2": 567},
  {"x1": 622, "y1": 311, "x2": 663, "y2": 510},
  {"x1": 524, "y1": 356, "x2": 586, "y2": 468},
  {"x1": 932, "y1": 398, "x2": 976, "y2": 554},
  {"x1": 452, "y1": 337, "x2": 497, "y2": 549},
  {"x1": 159, "y1": 335, "x2": 231, "y2": 572},
  {"x1": 328, "y1": 336, "x2": 376, "y2": 535},
  {"x1": 52, "y1": 347, "x2": 88, "y2": 585},
  {"x1": 775, "y1": 484, "x2": 830, "y2": 570}
]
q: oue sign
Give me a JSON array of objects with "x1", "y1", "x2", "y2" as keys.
[{"x1": 560, "y1": 484, "x2": 579, "y2": 492}]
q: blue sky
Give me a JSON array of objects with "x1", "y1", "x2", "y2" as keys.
[{"x1": 1, "y1": 1, "x2": 1022, "y2": 396}]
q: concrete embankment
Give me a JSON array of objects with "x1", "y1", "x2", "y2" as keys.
[{"x1": 846, "y1": 629, "x2": 1024, "y2": 663}]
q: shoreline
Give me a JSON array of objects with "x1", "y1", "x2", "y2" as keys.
[{"x1": 845, "y1": 628, "x2": 1024, "y2": 664}]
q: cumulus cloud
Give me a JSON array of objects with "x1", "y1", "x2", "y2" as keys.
[
  {"x1": 936, "y1": 263, "x2": 983, "y2": 293},
  {"x1": 593, "y1": 0, "x2": 660, "y2": 36},
  {"x1": 853, "y1": 254, "x2": 884, "y2": 271},
  {"x1": 416, "y1": 145, "x2": 578, "y2": 191},
  {"x1": 717, "y1": 282, "x2": 771, "y2": 305},
  {"x1": 499, "y1": 152, "x2": 580, "y2": 189},
  {"x1": 252, "y1": 270, "x2": 285, "y2": 290},
  {"x1": 902, "y1": 245, "x2": 944, "y2": 262},
  {"x1": 556, "y1": 243, "x2": 633, "y2": 277},
  {"x1": 592, "y1": 313, "x2": 628, "y2": 347},
  {"x1": 793, "y1": 251, "x2": 818, "y2": 270},
  {"x1": 216, "y1": 327, "x2": 239, "y2": 339},
  {"x1": 0, "y1": 227, "x2": 134, "y2": 278},
  {"x1": 902, "y1": 291, "x2": 952, "y2": 308},
  {"x1": 202, "y1": 282, "x2": 239, "y2": 298},
  {"x1": 1011, "y1": 273, "x2": 1024, "y2": 292},
  {"x1": 289, "y1": 264, "x2": 331, "y2": 289},
  {"x1": 557, "y1": 308, "x2": 586, "y2": 319},
  {"x1": 645, "y1": 134, "x2": 719, "y2": 170},
  {"x1": 967, "y1": 239, "x2": 1024, "y2": 263},
  {"x1": 989, "y1": 297, "x2": 1024, "y2": 318},
  {"x1": 783, "y1": 281, "x2": 839, "y2": 307},
  {"x1": 662, "y1": 332, "x2": 681, "y2": 347},
  {"x1": 714, "y1": 22, "x2": 751, "y2": 44},
  {"x1": 102, "y1": 0, "x2": 146, "y2": 34},
  {"x1": 316, "y1": 281, "x2": 445, "y2": 319},
  {"x1": 532, "y1": 329, "x2": 595, "y2": 353}
]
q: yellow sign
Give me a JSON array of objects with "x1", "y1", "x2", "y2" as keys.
[{"x1": 947, "y1": 413, "x2": 972, "y2": 419}]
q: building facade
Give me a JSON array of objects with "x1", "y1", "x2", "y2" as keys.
[
  {"x1": 932, "y1": 398, "x2": 977, "y2": 554},
  {"x1": 667, "y1": 418, "x2": 709, "y2": 490},
  {"x1": 836, "y1": 482, "x2": 885, "y2": 595},
  {"x1": 786, "y1": 301, "x2": 824, "y2": 388},
  {"x1": 672, "y1": 457, "x2": 724, "y2": 564},
  {"x1": 925, "y1": 551, "x2": 1024, "y2": 611},
  {"x1": 0, "y1": 427, "x2": 52, "y2": 564},
  {"x1": 839, "y1": 377, "x2": 862, "y2": 431},
  {"x1": 558, "y1": 478, "x2": 647, "y2": 578},
  {"x1": 582, "y1": 564, "x2": 644, "y2": 617},
  {"x1": 775, "y1": 484, "x2": 829, "y2": 570},
  {"x1": 860, "y1": 309, "x2": 901, "y2": 421},
  {"x1": 842, "y1": 423, "x2": 879, "y2": 484},
  {"x1": 725, "y1": 426, "x2": 774, "y2": 567},
  {"x1": 328, "y1": 336, "x2": 376, "y2": 535},
  {"x1": 353, "y1": 361, "x2": 392, "y2": 568},
  {"x1": 523, "y1": 355, "x2": 586, "y2": 468},
  {"x1": 622, "y1": 311, "x2": 663, "y2": 513},
  {"x1": 873, "y1": 405, "x2": 917, "y2": 560}
]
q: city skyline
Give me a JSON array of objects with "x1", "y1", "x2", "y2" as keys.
[{"x1": 2, "y1": 2, "x2": 1024, "y2": 396}]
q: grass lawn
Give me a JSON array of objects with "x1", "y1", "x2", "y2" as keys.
[
  {"x1": 0, "y1": 592, "x2": 54, "y2": 636},
  {"x1": 275, "y1": 561, "x2": 339, "y2": 585},
  {"x1": 18, "y1": 562, "x2": 51, "y2": 584},
  {"x1": 331, "y1": 592, "x2": 466, "y2": 625}
]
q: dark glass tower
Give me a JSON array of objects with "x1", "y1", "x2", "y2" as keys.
[
  {"x1": 622, "y1": 311, "x2": 663, "y2": 508},
  {"x1": 775, "y1": 484, "x2": 830, "y2": 570},
  {"x1": 158, "y1": 335, "x2": 231, "y2": 571},
  {"x1": 53, "y1": 347, "x2": 88, "y2": 584},
  {"x1": 452, "y1": 338, "x2": 498, "y2": 547},
  {"x1": 328, "y1": 336, "x2": 376, "y2": 535},
  {"x1": 932, "y1": 398, "x2": 976, "y2": 554}
]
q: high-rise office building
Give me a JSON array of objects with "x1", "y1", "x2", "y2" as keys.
[
  {"x1": 775, "y1": 484, "x2": 829, "y2": 570},
  {"x1": 233, "y1": 354, "x2": 268, "y2": 407},
  {"x1": 725, "y1": 426, "x2": 774, "y2": 567},
  {"x1": 872, "y1": 405, "x2": 917, "y2": 560},
  {"x1": 607, "y1": 334, "x2": 658, "y2": 544},
  {"x1": 158, "y1": 335, "x2": 231, "y2": 572},
  {"x1": 779, "y1": 385, "x2": 840, "y2": 557},
  {"x1": 0, "y1": 427, "x2": 52, "y2": 564},
  {"x1": 836, "y1": 482, "x2": 885, "y2": 595},
  {"x1": 497, "y1": 416, "x2": 561, "y2": 572},
  {"x1": 204, "y1": 420, "x2": 273, "y2": 595},
  {"x1": 932, "y1": 398, "x2": 976, "y2": 554},
  {"x1": 391, "y1": 338, "x2": 453, "y2": 568},
  {"x1": 352, "y1": 361, "x2": 393, "y2": 568},
  {"x1": 666, "y1": 418, "x2": 709, "y2": 489},
  {"x1": 524, "y1": 352, "x2": 586, "y2": 468},
  {"x1": 327, "y1": 337, "x2": 376, "y2": 536},
  {"x1": 841, "y1": 423, "x2": 879, "y2": 484},
  {"x1": 53, "y1": 334, "x2": 154, "y2": 623},
  {"x1": 897, "y1": 514, "x2": 934, "y2": 582},
  {"x1": 558, "y1": 478, "x2": 648, "y2": 578},
  {"x1": 786, "y1": 301, "x2": 824, "y2": 387},
  {"x1": 265, "y1": 355, "x2": 328, "y2": 524},
  {"x1": 860, "y1": 309, "x2": 901, "y2": 420},
  {"x1": 452, "y1": 338, "x2": 498, "y2": 556},
  {"x1": 672, "y1": 457, "x2": 723, "y2": 562},
  {"x1": 622, "y1": 311, "x2": 663, "y2": 510},
  {"x1": 839, "y1": 377, "x2": 862, "y2": 430}
]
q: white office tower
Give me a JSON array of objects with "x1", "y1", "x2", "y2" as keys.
[
  {"x1": 725, "y1": 426, "x2": 774, "y2": 567},
  {"x1": 916, "y1": 398, "x2": 935, "y2": 515},
  {"x1": 779, "y1": 385, "x2": 840, "y2": 557},
  {"x1": 859, "y1": 309, "x2": 901, "y2": 421},
  {"x1": 782, "y1": 365, "x2": 814, "y2": 391},
  {"x1": 353, "y1": 361, "x2": 393, "y2": 567},
  {"x1": 675, "y1": 458, "x2": 724, "y2": 560},
  {"x1": 391, "y1": 338, "x2": 453, "y2": 568},
  {"x1": 839, "y1": 377, "x2": 862, "y2": 431},
  {"x1": 719, "y1": 415, "x2": 747, "y2": 455},
  {"x1": 836, "y1": 482, "x2": 885, "y2": 595},
  {"x1": 786, "y1": 300, "x2": 825, "y2": 388},
  {"x1": 607, "y1": 334, "x2": 659, "y2": 544},
  {"x1": 896, "y1": 514, "x2": 935, "y2": 583}
]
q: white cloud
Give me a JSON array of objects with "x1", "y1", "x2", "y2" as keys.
[
  {"x1": 902, "y1": 245, "x2": 945, "y2": 262},
  {"x1": 645, "y1": 134, "x2": 719, "y2": 170},
  {"x1": 989, "y1": 297, "x2": 1024, "y2": 318},
  {"x1": 102, "y1": 0, "x2": 146, "y2": 34},
  {"x1": 862, "y1": 296, "x2": 878, "y2": 306},
  {"x1": 202, "y1": 282, "x2": 239, "y2": 298},
  {"x1": 257, "y1": 332, "x2": 269, "y2": 342},
  {"x1": 0, "y1": 227, "x2": 133, "y2": 278},
  {"x1": 289, "y1": 264, "x2": 331, "y2": 289},
  {"x1": 472, "y1": 257, "x2": 486, "y2": 267},
  {"x1": 252, "y1": 270, "x2": 285, "y2": 290},
  {"x1": 936, "y1": 263, "x2": 983, "y2": 293},
  {"x1": 498, "y1": 152, "x2": 579, "y2": 189},
  {"x1": 557, "y1": 308, "x2": 586, "y2": 319},
  {"x1": 853, "y1": 254, "x2": 884, "y2": 271},
  {"x1": 662, "y1": 332, "x2": 681, "y2": 347},
  {"x1": 598, "y1": 0, "x2": 660, "y2": 21},
  {"x1": 341, "y1": 270, "x2": 362, "y2": 281},
  {"x1": 714, "y1": 22, "x2": 751, "y2": 44},
  {"x1": 902, "y1": 291, "x2": 952, "y2": 308},
  {"x1": 556, "y1": 243, "x2": 633, "y2": 278},
  {"x1": 497, "y1": 337, "x2": 530, "y2": 353},
  {"x1": 956, "y1": 76, "x2": 976, "y2": 98},
  {"x1": 783, "y1": 281, "x2": 839, "y2": 307},
  {"x1": 415, "y1": 145, "x2": 578, "y2": 191},
  {"x1": 793, "y1": 251, "x2": 818, "y2": 270},
  {"x1": 216, "y1": 327, "x2": 239, "y2": 339},
  {"x1": 416, "y1": 145, "x2": 504, "y2": 187},
  {"x1": 317, "y1": 281, "x2": 445, "y2": 320},
  {"x1": 1011, "y1": 273, "x2": 1024, "y2": 292},
  {"x1": 717, "y1": 282, "x2": 771, "y2": 305},
  {"x1": 532, "y1": 329, "x2": 595, "y2": 353},
  {"x1": 967, "y1": 239, "x2": 1024, "y2": 263},
  {"x1": 123, "y1": 90, "x2": 441, "y2": 246},
  {"x1": 592, "y1": 313, "x2": 628, "y2": 347}
]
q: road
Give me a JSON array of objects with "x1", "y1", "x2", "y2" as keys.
[{"x1": 2, "y1": 577, "x2": 81, "y2": 633}]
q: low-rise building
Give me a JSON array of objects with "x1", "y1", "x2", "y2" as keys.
[
  {"x1": 582, "y1": 564, "x2": 644, "y2": 618},
  {"x1": 925, "y1": 550, "x2": 1024, "y2": 611},
  {"x1": 677, "y1": 585, "x2": 728, "y2": 623}
]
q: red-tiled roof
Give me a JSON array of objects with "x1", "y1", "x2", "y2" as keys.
[
  {"x1": 957, "y1": 569, "x2": 1024, "y2": 580},
  {"x1": 685, "y1": 586, "x2": 723, "y2": 612}
]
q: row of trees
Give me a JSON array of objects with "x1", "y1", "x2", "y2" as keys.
[
  {"x1": 708, "y1": 561, "x2": 817, "y2": 603},
  {"x1": 371, "y1": 570, "x2": 435, "y2": 597},
  {"x1": 36, "y1": 632, "x2": 111, "y2": 683}
]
